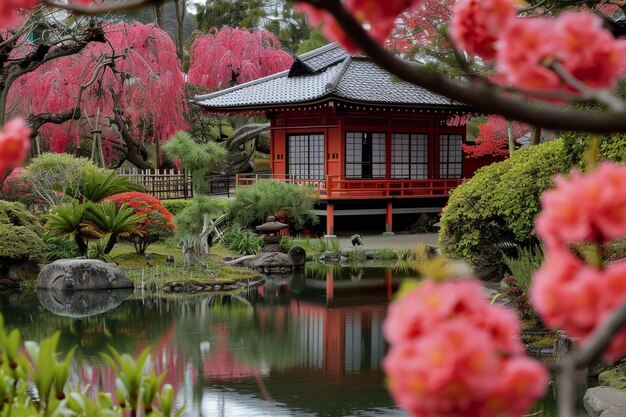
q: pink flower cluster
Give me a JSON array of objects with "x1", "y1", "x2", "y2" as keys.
[
  {"x1": 296, "y1": 0, "x2": 420, "y2": 52},
  {"x1": 384, "y1": 279, "x2": 547, "y2": 417},
  {"x1": 1, "y1": 0, "x2": 91, "y2": 29},
  {"x1": 451, "y1": 0, "x2": 626, "y2": 91},
  {"x1": 449, "y1": 0, "x2": 516, "y2": 60},
  {"x1": 0, "y1": 118, "x2": 31, "y2": 175},
  {"x1": 532, "y1": 162, "x2": 626, "y2": 359},
  {"x1": 1, "y1": 0, "x2": 39, "y2": 28}
]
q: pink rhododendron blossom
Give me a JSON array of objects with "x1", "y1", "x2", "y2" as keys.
[
  {"x1": 450, "y1": 0, "x2": 517, "y2": 59},
  {"x1": 531, "y1": 249, "x2": 604, "y2": 335},
  {"x1": 536, "y1": 162, "x2": 626, "y2": 247},
  {"x1": 384, "y1": 278, "x2": 547, "y2": 417},
  {"x1": 533, "y1": 161, "x2": 626, "y2": 359},
  {"x1": 296, "y1": 0, "x2": 421, "y2": 51},
  {"x1": 498, "y1": 13, "x2": 626, "y2": 91},
  {"x1": 0, "y1": 0, "x2": 40, "y2": 28},
  {"x1": 496, "y1": 18, "x2": 561, "y2": 90},
  {"x1": 0, "y1": 118, "x2": 31, "y2": 169},
  {"x1": 532, "y1": 251, "x2": 626, "y2": 359}
]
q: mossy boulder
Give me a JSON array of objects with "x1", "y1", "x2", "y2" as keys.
[
  {"x1": 599, "y1": 368, "x2": 626, "y2": 390},
  {"x1": 0, "y1": 201, "x2": 44, "y2": 274}
]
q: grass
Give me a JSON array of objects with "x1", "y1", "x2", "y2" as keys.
[
  {"x1": 95, "y1": 242, "x2": 258, "y2": 291},
  {"x1": 126, "y1": 263, "x2": 259, "y2": 292}
]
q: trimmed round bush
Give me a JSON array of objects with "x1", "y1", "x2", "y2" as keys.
[
  {"x1": 104, "y1": 192, "x2": 175, "y2": 254},
  {"x1": 0, "y1": 201, "x2": 44, "y2": 267},
  {"x1": 439, "y1": 140, "x2": 569, "y2": 273}
]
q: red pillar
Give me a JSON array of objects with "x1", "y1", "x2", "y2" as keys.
[
  {"x1": 327, "y1": 202, "x2": 335, "y2": 235},
  {"x1": 326, "y1": 264, "x2": 334, "y2": 304},
  {"x1": 385, "y1": 201, "x2": 393, "y2": 233},
  {"x1": 385, "y1": 268, "x2": 393, "y2": 299}
]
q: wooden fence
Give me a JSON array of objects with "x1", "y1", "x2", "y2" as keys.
[
  {"x1": 117, "y1": 168, "x2": 193, "y2": 200},
  {"x1": 116, "y1": 169, "x2": 241, "y2": 199}
]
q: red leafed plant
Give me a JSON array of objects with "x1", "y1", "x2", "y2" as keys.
[{"x1": 103, "y1": 192, "x2": 175, "y2": 254}]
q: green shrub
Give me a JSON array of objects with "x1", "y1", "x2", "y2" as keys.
[
  {"x1": 502, "y1": 245, "x2": 544, "y2": 293},
  {"x1": 42, "y1": 233, "x2": 79, "y2": 262},
  {"x1": 0, "y1": 201, "x2": 44, "y2": 266},
  {"x1": 24, "y1": 153, "x2": 141, "y2": 207},
  {"x1": 439, "y1": 140, "x2": 569, "y2": 272},
  {"x1": 222, "y1": 225, "x2": 263, "y2": 255},
  {"x1": 228, "y1": 181, "x2": 319, "y2": 231},
  {"x1": 562, "y1": 132, "x2": 626, "y2": 168},
  {"x1": 162, "y1": 199, "x2": 193, "y2": 216},
  {"x1": 0, "y1": 224, "x2": 45, "y2": 264},
  {"x1": 174, "y1": 196, "x2": 224, "y2": 243}
]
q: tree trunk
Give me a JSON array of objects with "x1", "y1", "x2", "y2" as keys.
[
  {"x1": 154, "y1": 2, "x2": 165, "y2": 28},
  {"x1": 104, "y1": 235, "x2": 117, "y2": 255},
  {"x1": 111, "y1": 90, "x2": 153, "y2": 169},
  {"x1": 506, "y1": 119, "x2": 515, "y2": 156},
  {"x1": 530, "y1": 126, "x2": 541, "y2": 146},
  {"x1": 174, "y1": 0, "x2": 186, "y2": 63},
  {"x1": 75, "y1": 234, "x2": 88, "y2": 256}
]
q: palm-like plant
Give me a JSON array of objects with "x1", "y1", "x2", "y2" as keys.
[
  {"x1": 76, "y1": 170, "x2": 145, "y2": 203},
  {"x1": 83, "y1": 202, "x2": 142, "y2": 254},
  {"x1": 44, "y1": 202, "x2": 94, "y2": 256}
]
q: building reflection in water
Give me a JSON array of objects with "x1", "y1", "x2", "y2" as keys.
[{"x1": 2, "y1": 265, "x2": 414, "y2": 416}]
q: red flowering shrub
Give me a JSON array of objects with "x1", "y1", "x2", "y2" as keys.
[{"x1": 103, "y1": 192, "x2": 175, "y2": 254}]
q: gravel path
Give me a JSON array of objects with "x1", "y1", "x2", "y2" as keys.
[{"x1": 333, "y1": 233, "x2": 439, "y2": 250}]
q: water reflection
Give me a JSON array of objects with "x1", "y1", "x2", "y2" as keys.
[
  {"x1": 1, "y1": 265, "x2": 409, "y2": 416},
  {"x1": 0, "y1": 264, "x2": 583, "y2": 416},
  {"x1": 36, "y1": 288, "x2": 133, "y2": 318}
]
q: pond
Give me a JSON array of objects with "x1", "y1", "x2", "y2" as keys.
[{"x1": 0, "y1": 264, "x2": 586, "y2": 416}]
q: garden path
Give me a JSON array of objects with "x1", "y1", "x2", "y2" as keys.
[{"x1": 334, "y1": 233, "x2": 438, "y2": 250}]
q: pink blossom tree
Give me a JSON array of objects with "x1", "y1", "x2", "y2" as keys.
[
  {"x1": 186, "y1": 27, "x2": 293, "y2": 173},
  {"x1": 8, "y1": 21, "x2": 187, "y2": 168},
  {"x1": 187, "y1": 27, "x2": 293, "y2": 92}
]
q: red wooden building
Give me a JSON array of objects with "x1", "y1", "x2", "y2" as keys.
[{"x1": 194, "y1": 43, "x2": 496, "y2": 234}]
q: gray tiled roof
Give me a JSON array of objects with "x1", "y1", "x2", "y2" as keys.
[{"x1": 193, "y1": 43, "x2": 461, "y2": 112}]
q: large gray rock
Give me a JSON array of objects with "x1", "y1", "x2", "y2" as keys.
[
  {"x1": 601, "y1": 407, "x2": 626, "y2": 417},
  {"x1": 37, "y1": 259, "x2": 133, "y2": 290},
  {"x1": 248, "y1": 252, "x2": 294, "y2": 273},
  {"x1": 36, "y1": 288, "x2": 133, "y2": 318},
  {"x1": 584, "y1": 386, "x2": 626, "y2": 417},
  {"x1": 288, "y1": 246, "x2": 306, "y2": 269}
]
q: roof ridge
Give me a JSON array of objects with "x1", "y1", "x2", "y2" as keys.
[
  {"x1": 298, "y1": 42, "x2": 341, "y2": 61},
  {"x1": 192, "y1": 68, "x2": 291, "y2": 102},
  {"x1": 324, "y1": 56, "x2": 352, "y2": 94}
]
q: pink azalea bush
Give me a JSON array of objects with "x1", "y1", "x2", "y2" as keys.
[
  {"x1": 532, "y1": 161, "x2": 626, "y2": 359},
  {"x1": 384, "y1": 279, "x2": 548, "y2": 417}
]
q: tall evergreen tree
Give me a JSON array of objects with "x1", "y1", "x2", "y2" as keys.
[{"x1": 195, "y1": 0, "x2": 267, "y2": 31}]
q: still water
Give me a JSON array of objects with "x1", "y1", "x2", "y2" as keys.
[{"x1": 0, "y1": 264, "x2": 578, "y2": 416}]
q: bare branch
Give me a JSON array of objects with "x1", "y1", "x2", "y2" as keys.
[
  {"x1": 42, "y1": 0, "x2": 156, "y2": 15},
  {"x1": 548, "y1": 61, "x2": 626, "y2": 112}
]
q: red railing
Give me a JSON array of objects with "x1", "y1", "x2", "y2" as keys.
[{"x1": 235, "y1": 174, "x2": 461, "y2": 199}]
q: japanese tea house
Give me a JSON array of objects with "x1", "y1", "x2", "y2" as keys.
[{"x1": 194, "y1": 43, "x2": 496, "y2": 234}]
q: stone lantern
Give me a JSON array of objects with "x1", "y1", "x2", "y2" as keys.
[{"x1": 256, "y1": 215, "x2": 288, "y2": 251}]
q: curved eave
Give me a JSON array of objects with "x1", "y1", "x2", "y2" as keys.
[{"x1": 191, "y1": 95, "x2": 473, "y2": 115}]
